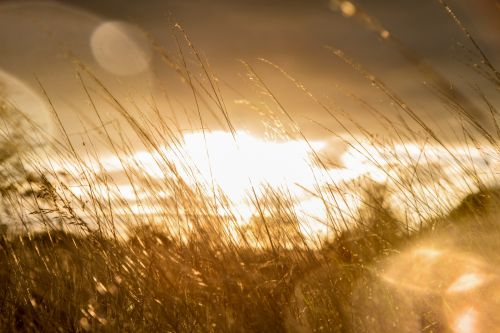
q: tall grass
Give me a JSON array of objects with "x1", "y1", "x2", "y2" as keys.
[{"x1": 1, "y1": 1, "x2": 499, "y2": 332}]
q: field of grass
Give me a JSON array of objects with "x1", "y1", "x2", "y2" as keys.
[
  {"x1": 2, "y1": 183, "x2": 499, "y2": 332},
  {"x1": 1, "y1": 1, "x2": 500, "y2": 332}
]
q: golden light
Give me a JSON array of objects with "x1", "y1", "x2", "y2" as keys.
[
  {"x1": 413, "y1": 247, "x2": 443, "y2": 259},
  {"x1": 447, "y1": 273, "x2": 487, "y2": 294},
  {"x1": 47, "y1": 131, "x2": 500, "y2": 238},
  {"x1": 0, "y1": 69, "x2": 55, "y2": 136},
  {"x1": 172, "y1": 130, "x2": 326, "y2": 199},
  {"x1": 453, "y1": 308, "x2": 478, "y2": 333},
  {"x1": 90, "y1": 21, "x2": 152, "y2": 76},
  {"x1": 329, "y1": 0, "x2": 357, "y2": 17}
]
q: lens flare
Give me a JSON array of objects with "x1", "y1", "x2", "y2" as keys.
[{"x1": 91, "y1": 21, "x2": 152, "y2": 76}]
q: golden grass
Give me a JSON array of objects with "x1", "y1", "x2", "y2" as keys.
[{"x1": 0, "y1": 1, "x2": 499, "y2": 331}]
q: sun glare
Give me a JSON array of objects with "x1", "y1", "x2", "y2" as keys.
[
  {"x1": 47, "y1": 131, "x2": 500, "y2": 236},
  {"x1": 170, "y1": 131, "x2": 326, "y2": 198},
  {"x1": 453, "y1": 308, "x2": 479, "y2": 333},
  {"x1": 2, "y1": 0, "x2": 500, "y2": 331}
]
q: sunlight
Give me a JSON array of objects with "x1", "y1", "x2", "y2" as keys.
[
  {"x1": 453, "y1": 308, "x2": 478, "y2": 333},
  {"x1": 2, "y1": 0, "x2": 499, "y2": 330},
  {"x1": 171, "y1": 130, "x2": 326, "y2": 200},
  {"x1": 48, "y1": 132, "x2": 500, "y2": 234},
  {"x1": 413, "y1": 247, "x2": 443, "y2": 259},
  {"x1": 340, "y1": 145, "x2": 388, "y2": 182},
  {"x1": 91, "y1": 21, "x2": 152, "y2": 76},
  {"x1": 447, "y1": 272, "x2": 486, "y2": 294},
  {"x1": 0, "y1": 69, "x2": 54, "y2": 136}
]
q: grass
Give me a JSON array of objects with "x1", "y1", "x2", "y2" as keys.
[{"x1": 1, "y1": 1, "x2": 500, "y2": 332}]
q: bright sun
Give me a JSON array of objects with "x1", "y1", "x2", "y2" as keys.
[
  {"x1": 169, "y1": 131, "x2": 326, "y2": 199},
  {"x1": 48, "y1": 130, "x2": 500, "y2": 237}
]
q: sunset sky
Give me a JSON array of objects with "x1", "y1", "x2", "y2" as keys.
[
  {"x1": 3, "y1": 4, "x2": 500, "y2": 332},
  {"x1": 0, "y1": 0, "x2": 499, "y2": 231},
  {"x1": 1, "y1": 0, "x2": 498, "y2": 142}
]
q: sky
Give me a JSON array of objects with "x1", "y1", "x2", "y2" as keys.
[
  {"x1": 0, "y1": 0, "x2": 499, "y2": 231},
  {"x1": 0, "y1": 0, "x2": 498, "y2": 147}
]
